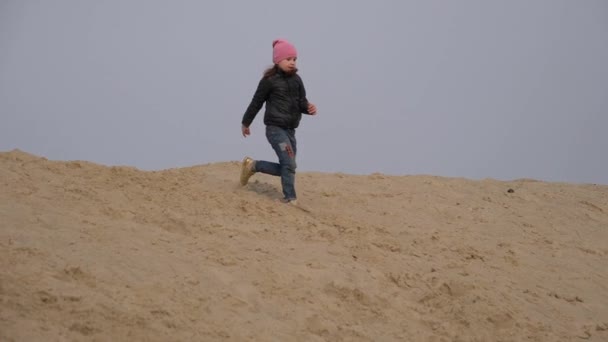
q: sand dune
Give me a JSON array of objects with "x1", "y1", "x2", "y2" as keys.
[{"x1": 1, "y1": 149, "x2": 607, "y2": 341}]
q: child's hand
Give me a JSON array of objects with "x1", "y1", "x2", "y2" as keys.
[
  {"x1": 308, "y1": 103, "x2": 317, "y2": 115},
  {"x1": 242, "y1": 125, "x2": 251, "y2": 137}
]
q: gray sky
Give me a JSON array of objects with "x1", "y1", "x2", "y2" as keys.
[{"x1": 1, "y1": 1, "x2": 607, "y2": 184}]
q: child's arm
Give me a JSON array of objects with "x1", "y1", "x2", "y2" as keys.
[
  {"x1": 296, "y1": 76, "x2": 316, "y2": 115},
  {"x1": 242, "y1": 78, "x2": 272, "y2": 129}
]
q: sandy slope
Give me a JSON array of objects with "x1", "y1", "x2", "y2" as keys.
[{"x1": 1, "y1": 149, "x2": 607, "y2": 341}]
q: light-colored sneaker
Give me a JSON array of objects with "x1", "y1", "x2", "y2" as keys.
[
  {"x1": 240, "y1": 157, "x2": 256, "y2": 186},
  {"x1": 281, "y1": 198, "x2": 311, "y2": 212},
  {"x1": 281, "y1": 198, "x2": 298, "y2": 206}
]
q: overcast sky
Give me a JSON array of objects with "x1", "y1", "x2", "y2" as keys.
[{"x1": 1, "y1": 1, "x2": 607, "y2": 184}]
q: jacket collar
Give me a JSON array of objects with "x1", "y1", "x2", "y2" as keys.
[{"x1": 276, "y1": 66, "x2": 297, "y2": 78}]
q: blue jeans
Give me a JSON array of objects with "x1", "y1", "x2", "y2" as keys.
[{"x1": 254, "y1": 126, "x2": 297, "y2": 200}]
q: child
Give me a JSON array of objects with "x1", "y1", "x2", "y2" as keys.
[{"x1": 240, "y1": 39, "x2": 317, "y2": 204}]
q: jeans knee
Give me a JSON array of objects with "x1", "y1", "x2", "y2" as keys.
[{"x1": 282, "y1": 159, "x2": 296, "y2": 173}]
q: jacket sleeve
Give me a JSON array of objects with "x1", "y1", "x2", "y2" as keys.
[
  {"x1": 297, "y1": 76, "x2": 310, "y2": 114},
  {"x1": 242, "y1": 77, "x2": 272, "y2": 127}
]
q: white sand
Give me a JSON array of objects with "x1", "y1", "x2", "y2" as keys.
[{"x1": 1, "y1": 149, "x2": 607, "y2": 341}]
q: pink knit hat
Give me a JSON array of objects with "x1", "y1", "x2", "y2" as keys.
[{"x1": 272, "y1": 39, "x2": 297, "y2": 64}]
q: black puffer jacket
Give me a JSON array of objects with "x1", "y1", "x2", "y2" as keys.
[{"x1": 242, "y1": 68, "x2": 310, "y2": 129}]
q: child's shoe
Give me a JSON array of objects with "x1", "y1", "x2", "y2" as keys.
[
  {"x1": 240, "y1": 157, "x2": 256, "y2": 186},
  {"x1": 280, "y1": 198, "x2": 298, "y2": 205}
]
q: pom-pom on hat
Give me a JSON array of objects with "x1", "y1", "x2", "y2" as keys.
[{"x1": 272, "y1": 39, "x2": 297, "y2": 64}]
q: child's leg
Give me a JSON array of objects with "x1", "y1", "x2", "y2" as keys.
[
  {"x1": 253, "y1": 160, "x2": 281, "y2": 176},
  {"x1": 261, "y1": 126, "x2": 297, "y2": 200}
]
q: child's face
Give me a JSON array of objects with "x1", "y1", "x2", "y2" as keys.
[{"x1": 277, "y1": 57, "x2": 297, "y2": 72}]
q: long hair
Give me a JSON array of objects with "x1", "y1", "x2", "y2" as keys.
[
  {"x1": 263, "y1": 64, "x2": 298, "y2": 78},
  {"x1": 263, "y1": 65, "x2": 278, "y2": 78}
]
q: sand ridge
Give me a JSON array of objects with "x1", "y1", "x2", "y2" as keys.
[{"x1": 1, "y1": 149, "x2": 607, "y2": 341}]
